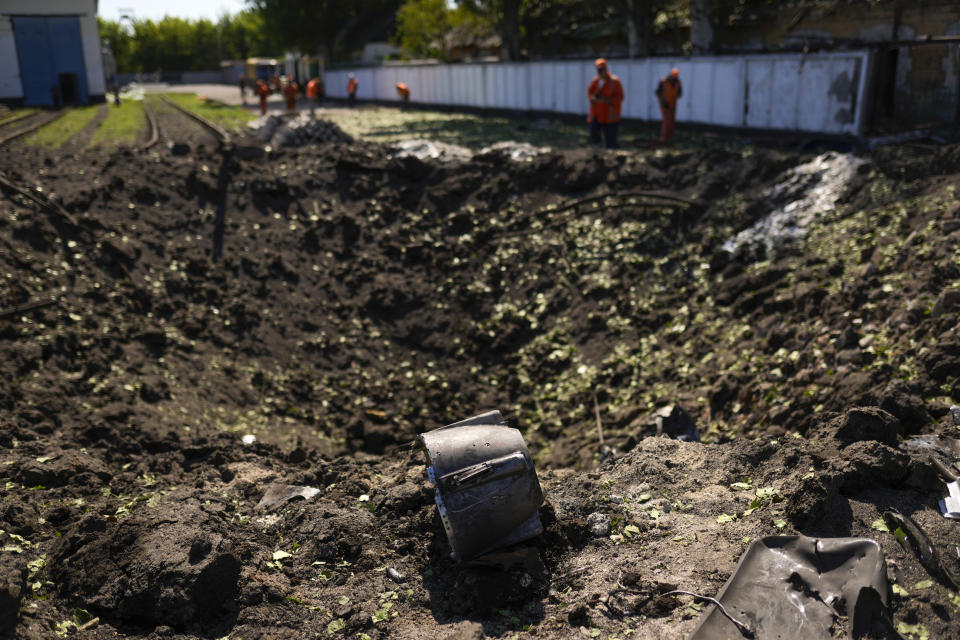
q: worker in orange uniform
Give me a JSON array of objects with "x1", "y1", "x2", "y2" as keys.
[
  {"x1": 347, "y1": 73, "x2": 358, "y2": 107},
  {"x1": 395, "y1": 82, "x2": 410, "y2": 109},
  {"x1": 306, "y1": 77, "x2": 322, "y2": 116},
  {"x1": 655, "y1": 68, "x2": 682, "y2": 144},
  {"x1": 255, "y1": 78, "x2": 270, "y2": 115},
  {"x1": 283, "y1": 79, "x2": 299, "y2": 112},
  {"x1": 587, "y1": 58, "x2": 624, "y2": 149}
]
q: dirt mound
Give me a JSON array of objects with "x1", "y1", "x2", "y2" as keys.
[{"x1": 1, "y1": 131, "x2": 960, "y2": 639}]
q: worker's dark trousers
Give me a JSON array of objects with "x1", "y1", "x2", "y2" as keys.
[
  {"x1": 589, "y1": 121, "x2": 619, "y2": 149},
  {"x1": 660, "y1": 106, "x2": 676, "y2": 142}
]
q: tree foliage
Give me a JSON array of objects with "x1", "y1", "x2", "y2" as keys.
[
  {"x1": 248, "y1": 0, "x2": 401, "y2": 60},
  {"x1": 393, "y1": 0, "x2": 449, "y2": 59},
  {"x1": 392, "y1": 0, "x2": 484, "y2": 60},
  {"x1": 98, "y1": 11, "x2": 273, "y2": 73}
]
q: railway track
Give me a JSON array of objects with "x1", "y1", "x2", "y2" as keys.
[
  {"x1": 142, "y1": 96, "x2": 232, "y2": 150},
  {"x1": 0, "y1": 111, "x2": 39, "y2": 130},
  {"x1": 142, "y1": 95, "x2": 236, "y2": 261},
  {"x1": 0, "y1": 110, "x2": 66, "y2": 146}
]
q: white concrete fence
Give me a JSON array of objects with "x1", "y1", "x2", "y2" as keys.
[{"x1": 326, "y1": 51, "x2": 872, "y2": 136}]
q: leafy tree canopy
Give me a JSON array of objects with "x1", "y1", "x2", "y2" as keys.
[{"x1": 98, "y1": 10, "x2": 273, "y2": 73}]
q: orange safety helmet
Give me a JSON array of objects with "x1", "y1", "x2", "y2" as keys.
[
  {"x1": 595, "y1": 58, "x2": 607, "y2": 69},
  {"x1": 669, "y1": 68, "x2": 680, "y2": 77}
]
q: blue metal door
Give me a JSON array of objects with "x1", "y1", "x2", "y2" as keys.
[
  {"x1": 13, "y1": 17, "x2": 55, "y2": 106},
  {"x1": 13, "y1": 16, "x2": 89, "y2": 106},
  {"x1": 48, "y1": 18, "x2": 89, "y2": 104}
]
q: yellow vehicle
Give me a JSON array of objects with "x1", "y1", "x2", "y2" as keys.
[{"x1": 245, "y1": 58, "x2": 278, "y2": 84}]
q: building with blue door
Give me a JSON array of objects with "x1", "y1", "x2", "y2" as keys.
[{"x1": 0, "y1": 0, "x2": 106, "y2": 107}]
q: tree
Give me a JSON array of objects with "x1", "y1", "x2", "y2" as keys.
[
  {"x1": 690, "y1": 0, "x2": 715, "y2": 53},
  {"x1": 248, "y1": 0, "x2": 401, "y2": 61},
  {"x1": 624, "y1": 0, "x2": 653, "y2": 57},
  {"x1": 98, "y1": 12, "x2": 278, "y2": 73},
  {"x1": 98, "y1": 17, "x2": 134, "y2": 71},
  {"x1": 457, "y1": 0, "x2": 524, "y2": 60},
  {"x1": 218, "y1": 10, "x2": 271, "y2": 61},
  {"x1": 393, "y1": 0, "x2": 450, "y2": 59}
]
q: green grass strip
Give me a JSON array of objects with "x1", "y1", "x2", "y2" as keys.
[
  {"x1": 162, "y1": 93, "x2": 255, "y2": 131},
  {"x1": 90, "y1": 101, "x2": 147, "y2": 148},
  {"x1": 24, "y1": 106, "x2": 99, "y2": 149}
]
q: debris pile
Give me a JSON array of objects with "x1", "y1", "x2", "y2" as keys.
[
  {"x1": 391, "y1": 138, "x2": 472, "y2": 162},
  {"x1": 723, "y1": 151, "x2": 866, "y2": 257},
  {"x1": 247, "y1": 113, "x2": 354, "y2": 147}
]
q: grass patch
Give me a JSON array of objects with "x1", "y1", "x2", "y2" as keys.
[
  {"x1": 24, "y1": 106, "x2": 99, "y2": 149},
  {"x1": 162, "y1": 93, "x2": 256, "y2": 130},
  {"x1": 90, "y1": 102, "x2": 147, "y2": 148}
]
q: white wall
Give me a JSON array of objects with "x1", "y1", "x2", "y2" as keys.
[
  {"x1": 0, "y1": 0, "x2": 105, "y2": 100},
  {"x1": 326, "y1": 51, "x2": 872, "y2": 136},
  {"x1": 0, "y1": 17, "x2": 19, "y2": 100},
  {"x1": 79, "y1": 10, "x2": 105, "y2": 97}
]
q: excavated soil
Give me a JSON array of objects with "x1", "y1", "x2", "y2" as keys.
[{"x1": 2, "y1": 118, "x2": 960, "y2": 640}]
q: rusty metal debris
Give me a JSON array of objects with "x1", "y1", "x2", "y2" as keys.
[
  {"x1": 418, "y1": 410, "x2": 544, "y2": 561},
  {"x1": 691, "y1": 535, "x2": 889, "y2": 640},
  {"x1": 256, "y1": 484, "x2": 321, "y2": 510},
  {"x1": 884, "y1": 508, "x2": 960, "y2": 590}
]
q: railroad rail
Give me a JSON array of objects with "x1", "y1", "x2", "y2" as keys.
[
  {"x1": 0, "y1": 111, "x2": 39, "y2": 130},
  {"x1": 141, "y1": 100, "x2": 160, "y2": 150},
  {"x1": 159, "y1": 96, "x2": 232, "y2": 147},
  {"x1": 0, "y1": 110, "x2": 66, "y2": 146},
  {"x1": 146, "y1": 96, "x2": 236, "y2": 261}
]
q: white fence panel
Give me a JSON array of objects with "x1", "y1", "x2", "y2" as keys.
[
  {"x1": 358, "y1": 68, "x2": 377, "y2": 100},
  {"x1": 771, "y1": 59, "x2": 801, "y2": 130},
  {"x1": 745, "y1": 59, "x2": 771, "y2": 128},
  {"x1": 622, "y1": 60, "x2": 646, "y2": 120},
  {"x1": 529, "y1": 62, "x2": 548, "y2": 111},
  {"x1": 714, "y1": 59, "x2": 745, "y2": 127},
  {"x1": 798, "y1": 58, "x2": 831, "y2": 132},
  {"x1": 328, "y1": 50, "x2": 870, "y2": 135}
]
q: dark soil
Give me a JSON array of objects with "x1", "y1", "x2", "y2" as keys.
[{"x1": 1, "y1": 121, "x2": 959, "y2": 640}]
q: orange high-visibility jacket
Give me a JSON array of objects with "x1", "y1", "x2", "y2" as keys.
[
  {"x1": 283, "y1": 82, "x2": 299, "y2": 98},
  {"x1": 656, "y1": 77, "x2": 682, "y2": 110},
  {"x1": 306, "y1": 78, "x2": 321, "y2": 99},
  {"x1": 347, "y1": 77, "x2": 358, "y2": 95},
  {"x1": 396, "y1": 82, "x2": 410, "y2": 98},
  {"x1": 256, "y1": 80, "x2": 270, "y2": 97},
  {"x1": 587, "y1": 74, "x2": 624, "y2": 124}
]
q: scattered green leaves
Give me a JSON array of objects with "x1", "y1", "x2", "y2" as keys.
[
  {"x1": 871, "y1": 518, "x2": 889, "y2": 532},
  {"x1": 371, "y1": 601, "x2": 397, "y2": 623},
  {"x1": 896, "y1": 621, "x2": 929, "y2": 640}
]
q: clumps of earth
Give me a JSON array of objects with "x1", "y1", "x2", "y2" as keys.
[{"x1": 1, "y1": 117, "x2": 960, "y2": 639}]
